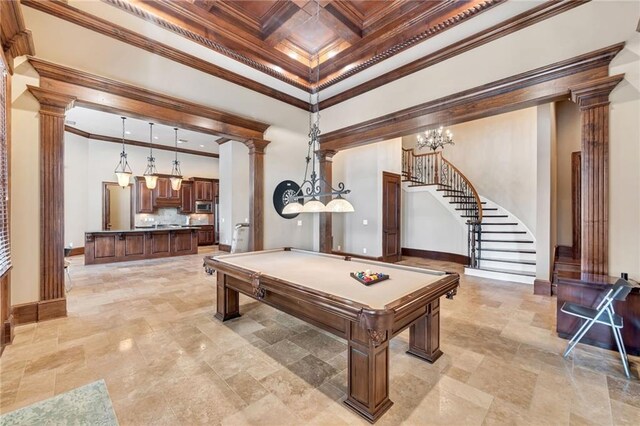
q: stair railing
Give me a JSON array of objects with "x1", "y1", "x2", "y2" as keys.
[{"x1": 402, "y1": 148, "x2": 483, "y2": 266}]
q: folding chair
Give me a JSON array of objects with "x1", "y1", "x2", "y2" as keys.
[{"x1": 561, "y1": 278, "x2": 633, "y2": 378}]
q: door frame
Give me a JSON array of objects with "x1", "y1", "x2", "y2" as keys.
[{"x1": 101, "y1": 181, "x2": 134, "y2": 231}]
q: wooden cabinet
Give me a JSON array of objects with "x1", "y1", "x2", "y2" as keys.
[
  {"x1": 195, "y1": 179, "x2": 213, "y2": 202},
  {"x1": 154, "y1": 177, "x2": 180, "y2": 207},
  {"x1": 135, "y1": 178, "x2": 153, "y2": 213},
  {"x1": 180, "y1": 181, "x2": 194, "y2": 213},
  {"x1": 197, "y1": 225, "x2": 215, "y2": 246}
]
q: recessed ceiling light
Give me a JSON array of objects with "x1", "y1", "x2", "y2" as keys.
[
  {"x1": 125, "y1": 131, "x2": 131, "y2": 134},
  {"x1": 178, "y1": 139, "x2": 188, "y2": 144},
  {"x1": 272, "y1": 65, "x2": 283, "y2": 73},
  {"x1": 327, "y1": 50, "x2": 337, "y2": 58},
  {"x1": 154, "y1": 136, "x2": 158, "y2": 139},
  {"x1": 288, "y1": 52, "x2": 298, "y2": 59},
  {"x1": 200, "y1": 144, "x2": 204, "y2": 148}
]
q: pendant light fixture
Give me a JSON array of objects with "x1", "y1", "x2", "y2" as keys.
[
  {"x1": 143, "y1": 122, "x2": 159, "y2": 189},
  {"x1": 282, "y1": 3, "x2": 354, "y2": 215},
  {"x1": 170, "y1": 127, "x2": 183, "y2": 191},
  {"x1": 114, "y1": 116, "x2": 133, "y2": 188}
]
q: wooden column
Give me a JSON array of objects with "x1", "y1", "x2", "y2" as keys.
[
  {"x1": 317, "y1": 149, "x2": 337, "y2": 253},
  {"x1": 27, "y1": 86, "x2": 75, "y2": 320},
  {"x1": 570, "y1": 75, "x2": 624, "y2": 275},
  {"x1": 244, "y1": 139, "x2": 270, "y2": 252}
]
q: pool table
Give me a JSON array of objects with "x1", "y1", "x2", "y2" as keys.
[{"x1": 204, "y1": 248, "x2": 459, "y2": 422}]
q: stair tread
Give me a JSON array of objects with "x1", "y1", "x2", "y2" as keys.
[
  {"x1": 481, "y1": 248, "x2": 536, "y2": 254},
  {"x1": 478, "y1": 239, "x2": 534, "y2": 243},
  {"x1": 472, "y1": 266, "x2": 536, "y2": 277},
  {"x1": 480, "y1": 231, "x2": 527, "y2": 234},
  {"x1": 479, "y1": 222, "x2": 518, "y2": 226},
  {"x1": 478, "y1": 257, "x2": 536, "y2": 265}
]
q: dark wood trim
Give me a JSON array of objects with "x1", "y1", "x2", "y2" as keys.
[
  {"x1": 11, "y1": 299, "x2": 67, "y2": 325},
  {"x1": 218, "y1": 244, "x2": 231, "y2": 253},
  {"x1": 27, "y1": 86, "x2": 75, "y2": 312},
  {"x1": 317, "y1": 150, "x2": 337, "y2": 254},
  {"x1": 533, "y1": 279, "x2": 552, "y2": 296},
  {"x1": 21, "y1": 0, "x2": 310, "y2": 111},
  {"x1": 320, "y1": 43, "x2": 623, "y2": 152},
  {"x1": 11, "y1": 302, "x2": 38, "y2": 325},
  {"x1": 401, "y1": 248, "x2": 470, "y2": 266},
  {"x1": 570, "y1": 75, "x2": 625, "y2": 275},
  {"x1": 571, "y1": 151, "x2": 581, "y2": 259},
  {"x1": 68, "y1": 247, "x2": 84, "y2": 256},
  {"x1": 215, "y1": 138, "x2": 232, "y2": 145},
  {"x1": 382, "y1": 172, "x2": 402, "y2": 263},
  {"x1": 319, "y1": 1, "x2": 587, "y2": 109},
  {"x1": 331, "y1": 250, "x2": 384, "y2": 262},
  {"x1": 65, "y1": 126, "x2": 220, "y2": 159},
  {"x1": 0, "y1": 0, "x2": 36, "y2": 74},
  {"x1": 28, "y1": 57, "x2": 270, "y2": 140},
  {"x1": 244, "y1": 139, "x2": 271, "y2": 251},
  {"x1": 1, "y1": 273, "x2": 13, "y2": 351}
]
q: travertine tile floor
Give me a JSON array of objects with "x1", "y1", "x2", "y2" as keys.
[{"x1": 1, "y1": 248, "x2": 639, "y2": 425}]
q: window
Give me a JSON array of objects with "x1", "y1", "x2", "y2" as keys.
[{"x1": 0, "y1": 60, "x2": 10, "y2": 276}]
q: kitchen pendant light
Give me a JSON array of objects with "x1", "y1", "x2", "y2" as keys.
[
  {"x1": 170, "y1": 127, "x2": 183, "y2": 191},
  {"x1": 114, "y1": 116, "x2": 132, "y2": 188},
  {"x1": 143, "y1": 122, "x2": 159, "y2": 189}
]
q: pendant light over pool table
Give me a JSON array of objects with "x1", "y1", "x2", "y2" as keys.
[
  {"x1": 170, "y1": 127, "x2": 183, "y2": 191},
  {"x1": 114, "y1": 116, "x2": 133, "y2": 188}
]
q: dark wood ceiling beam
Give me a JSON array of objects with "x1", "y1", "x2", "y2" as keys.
[
  {"x1": 318, "y1": 6, "x2": 362, "y2": 44},
  {"x1": 320, "y1": 43, "x2": 624, "y2": 152},
  {"x1": 319, "y1": 0, "x2": 589, "y2": 109},
  {"x1": 319, "y1": 0, "x2": 499, "y2": 79},
  {"x1": 261, "y1": 0, "x2": 302, "y2": 38},
  {"x1": 264, "y1": 7, "x2": 314, "y2": 48},
  {"x1": 21, "y1": 0, "x2": 310, "y2": 110},
  {"x1": 65, "y1": 125, "x2": 220, "y2": 158},
  {"x1": 145, "y1": 0, "x2": 310, "y2": 81},
  {"x1": 28, "y1": 56, "x2": 270, "y2": 140}
]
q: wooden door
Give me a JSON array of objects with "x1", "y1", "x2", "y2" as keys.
[
  {"x1": 195, "y1": 180, "x2": 205, "y2": 200},
  {"x1": 103, "y1": 185, "x2": 111, "y2": 230},
  {"x1": 180, "y1": 181, "x2": 194, "y2": 213},
  {"x1": 382, "y1": 172, "x2": 401, "y2": 263}
]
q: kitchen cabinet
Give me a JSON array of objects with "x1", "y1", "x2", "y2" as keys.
[
  {"x1": 180, "y1": 181, "x2": 194, "y2": 213},
  {"x1": 197, "y1": 225, "x2": 215, "y2": 246},
  {"x1": 154, "y1": 177, "x2": 181, "y2": 207},
  {"x1": 194, "y1": 179, "x2": 212, "y2": 201},
  {"x1": 135, "y1": 178, "x2": 153, "y2": 213}
]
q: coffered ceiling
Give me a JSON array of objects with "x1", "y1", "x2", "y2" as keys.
[{"x1": 105, "y1": 0, "x2": 503, "y2": 89}]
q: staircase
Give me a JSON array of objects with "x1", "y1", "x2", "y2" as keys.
[{"x1": 402, "y1": 148, "x2": 536, "y2": 284}]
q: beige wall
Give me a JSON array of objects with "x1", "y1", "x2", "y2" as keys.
[
  {"x1": 218, "y1": 141, "x2": 249, "y2": 247},
  {"x1": 404, "y1": 108, "x2": 538, "y2": 233},
  {"x1": 108, "y1": 185, "x2": 131, "y2": 230},
  {"x1": 555, "y1": 101, "x2": 581, "y2": 248},
  {"x1": 536, "y1": 104, "x2": 557, "y2": 281},
  {"x1": 10, "y1": 59, "x2": 40, "y2": 305}
]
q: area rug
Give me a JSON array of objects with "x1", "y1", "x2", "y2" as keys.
[{"x1": 0, "y1": 380, "x2": 118, "y2": 425}]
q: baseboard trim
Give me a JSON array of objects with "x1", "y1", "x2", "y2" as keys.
[
  {"x1": 69, "y1": 247, "x2": 84, "y2": 256},
  {"x1": 12, "y1": 298, "x2": 67, "y2": 325},
  {"x1": 1, "y1": 314, "x2": 14, "y2": 353},
  {"x1": 218, "y1": 244, "x2": 231, "y2": 252},
  {"x1": 331, "y1": 250, "x2": 384, "y2": 262},
  {"x1": 401, "y1": 248, "x2": 469, "y2": 265},
  {"x1": 534, "y1": 279, "x2": 552, "y2": 296}
]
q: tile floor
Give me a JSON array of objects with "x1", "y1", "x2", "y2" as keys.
[{"x1": 0, "y1": 249, "x2": 638, "y2": 425}]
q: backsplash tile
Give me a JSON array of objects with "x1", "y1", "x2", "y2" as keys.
[{"x1": 135, "y1": 208, "x2": 212, "y2": 227}]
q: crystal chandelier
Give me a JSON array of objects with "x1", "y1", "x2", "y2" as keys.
[
  {"x1": 170, "y1": 127, "x2": 183, "y2": 191},
  {"x1": 114, "y1": 116, "x2": 133, "y2": 187},
  {"x1": 417, "y1": 126, "x2": 454, "y2": 152},
  {"x1": 282, "y1": 3, "x2": 353, "y2": 215},
  {"x1": 143, "y1": 122, "x2": 159, "y2": 189}
]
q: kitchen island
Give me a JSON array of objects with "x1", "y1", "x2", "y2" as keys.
[{"x1": 84, "y1": 226, "x2": 199, "y2": 265}]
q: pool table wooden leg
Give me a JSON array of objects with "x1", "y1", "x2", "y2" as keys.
[
  {"x1": 344, "y1": 321, "x2": 393, "y2": 423},
  {"x1": 407, "y1": 299, "x2": 443, "y2": 363},
  {"x1": 215, "y1": 272, "x2": 241, "y2": 321}
]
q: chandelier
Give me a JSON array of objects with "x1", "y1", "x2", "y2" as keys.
[
  {"x1": 143, "y1": 122, "x2": 159, "y2": 189},
  {"x1": 282, "y1": 3, "x2": 353, "y2": 215},
  {"x1": 417, "y1": 126, "x2": 454, "y2": 152},
  {"x1": 114, "y1": 116, "x2": 133, "y2": 187}
]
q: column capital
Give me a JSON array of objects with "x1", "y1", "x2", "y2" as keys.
[
  {"x1": 315, "y1": 149, "x2": 338, "y2": 162},
  {"x1": 244, "y1": 138, "x2": 270, "y2": 154},
  {"x1": 27, "y1": 85, "x2": 76, "y2": 116},
  {"x1": 570, "y1": 74, "x2": 624, "y2": 109}
]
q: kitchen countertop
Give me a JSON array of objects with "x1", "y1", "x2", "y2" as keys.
[{"x1": 85, "y1": 226, "x2": 202, "y2": 234}]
